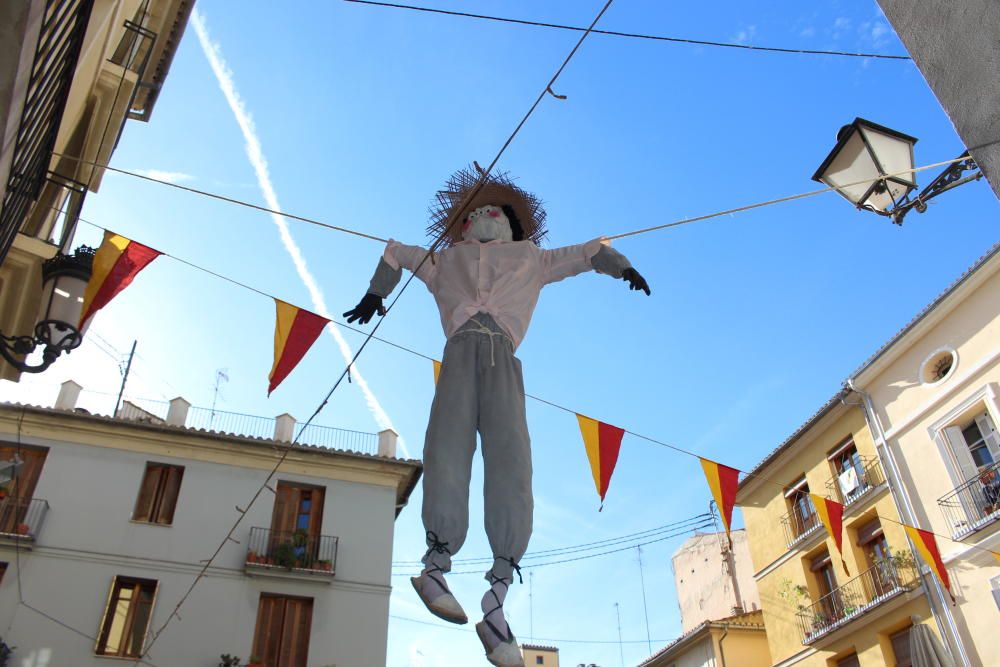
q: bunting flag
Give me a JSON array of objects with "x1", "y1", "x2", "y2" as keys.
[
  {"x1": 904, "y1": 525, "x2": 954, "y2": 603},
  {"x1": 811, "y1": 494, "x2": 849, "y2": 575},
  {"x1": 433, "y1": 360, "x2": 442, "y2": 385},
  {"x1": 268, "y1": 300, "x2": 330, "y2": 395},
  {"x1": 994, "y1": 552, "x2": 1000, "y2": 565},
  {"x1": 700, "y1": 459, "x2": 740, "y2": 545},
  {"x1": 576, "y1": 414, "x2": 625, "y2": 509},
  {"x1": 79, "y1": 231, "x2": 161, "y2": 329}
]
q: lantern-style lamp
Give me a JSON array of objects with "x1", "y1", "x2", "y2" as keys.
[
  {"x1": 0, "y1": 244, "x2": 94, "y2": 373},
  {"x1": 813, "y1": 117, "x2": 982, "y2": 225},
  {"x1": 812, "y1": 117, "x2": 918, "y2": 214}
]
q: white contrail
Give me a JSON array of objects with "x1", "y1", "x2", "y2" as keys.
[{"x1": 191, "y1": 10, "x2": 410, "y2": 457}]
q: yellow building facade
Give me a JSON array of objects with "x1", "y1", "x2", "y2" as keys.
[
  {"x1": 737, "y1": 398, "x2": 936, "y2": 667},
  {"x1": 639, "y1": 610, "x2": 771, "y2": 667}
]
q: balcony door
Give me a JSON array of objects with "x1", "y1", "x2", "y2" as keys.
[
  {"x1": 942, "y1": 411, "x2": 1000, "y2": 522},
  {"x1": 0, "y1": 446, "x2": 47, "y2": 534},
  {"x1": 269, "y1": 482, "x2": 324, "y2": 564},
  {"x1": 252, "y1": 594, "x2": 312, "y2": 667}
]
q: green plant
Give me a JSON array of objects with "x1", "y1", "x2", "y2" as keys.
[
  {"x1": 219, "y1": 654, "x2": 241, "y2": 667},
  {"x1": 291, "y1": 528, "x2": 309, "y2": 547},
  {"x1": 777, "y1": 578, "x2": 811, "y2": 610},
  {"x1": 274, "y1": 542, "x2": 297, "y2": 569}
]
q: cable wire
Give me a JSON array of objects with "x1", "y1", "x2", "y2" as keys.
[
  {"x1": 343, "y1": 0, "x2": 912, "y2": 61},
  {"x1": 389, "y1": 613, "x2": 673, "y2": 644}
]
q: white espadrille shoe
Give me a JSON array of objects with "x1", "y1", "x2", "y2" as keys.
[
  {"x1": 411, "y1": 566, "x2": 468, "y2": 625},
  {"x1": 475, "y1": 619, "x2": 524, "y2": 667}
]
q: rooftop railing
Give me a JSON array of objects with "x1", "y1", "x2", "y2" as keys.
[
  {"x1": 938, "y1": 461, "x2": 1000, "y2": 540},
  {"x1": 796, "y1": 558, "x2": 917, "y2": 643},
  {"x1": 825, "y1": 457, "x2": 886, "y2": 507}
]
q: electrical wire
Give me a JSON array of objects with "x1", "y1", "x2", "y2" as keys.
[
  {"x1": 343, "y1": 0, "x2": 912, "y2": 61},
  {"x1": 136, "y1": 1, "x2": 617, "y2": 658},
  {"x1": 389, "y1": 613, "x2": 674, "y2": 644}
]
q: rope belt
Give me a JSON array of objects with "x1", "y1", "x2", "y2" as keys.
[{"x1": 462, "y1": 316, "x2": 512, "y2": 367}]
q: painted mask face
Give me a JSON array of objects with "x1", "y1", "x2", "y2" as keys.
[{"x1": 461, "y1": 205, "x2": 512, "y2": 243}]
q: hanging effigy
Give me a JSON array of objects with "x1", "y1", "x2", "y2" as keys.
[{"x1": 344, "y1": 166, "x2": 650, "y2": 666}]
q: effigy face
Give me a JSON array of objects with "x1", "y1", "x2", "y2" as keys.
[{"x1": 461, "y1": 205, "x2": 513, "y2": 243}]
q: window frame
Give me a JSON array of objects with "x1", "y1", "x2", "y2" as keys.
[
  {"x1": 132, "y1": 462, "x2": 184, "y2": 526},
  {"x1": 95, "y1": 576, "x2": 158, "y2": 658}
]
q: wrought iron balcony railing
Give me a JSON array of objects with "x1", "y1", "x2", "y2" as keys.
[
  {"x1": 0, "y1": 496, "x2": 49, "y2": 541},
  {"x1": 825, "y1": 457, "x2": 886, "y2": 507},
  {"x1": 245, "y1": 527, "x2": 338, "y2": 576},
  {"x1": 781, "y1": 504, "x2": 822, "y2": 548},
  {"x1": 796, "y1": 558, "x2": 917, "y2": 643},
  {"x1": 938, "y1": 461, "x2": 1000, "y2": 540}
]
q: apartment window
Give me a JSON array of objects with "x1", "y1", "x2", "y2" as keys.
[
  {"x1": 810, "y1": 550, "x2": 839, "y2": 621},
  {"x1": 856, "y1": 518, "x2": 898, "y2": 595},
  {"x1": 836, "y1": 653, "x2": 860, "y2": 667},
  {"x1": 0, "y1": 562, "x2": 6, "y2": 585},
  {"x1": 829, "y1": 439, "x2": 865, "y2": 502},
  {"x1": 536, "y1": 657, "x2": 544, "y2": 665},
  {"x1": 889, "y1": 626, "x2": 913, "y2": 667},
  {"x1": 133, "y1": 463, "x2": 184, "y2": 525},
  {"x1": 96, "y1": 577, "x2": 157, "y2": 657},
  {"x1": 786, "y1": 479, "x2": 818, "y2": 537},
  {"x1": 252, "y1": 594, "x2": 313, "y2": 667},
  {"x1": 0, "y1": 446, "x2": 47, "y2": 534}
]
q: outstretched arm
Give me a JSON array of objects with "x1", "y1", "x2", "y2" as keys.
[
  {"x1": 343, "y1": 240, "x2": 437, "y2": 324},
  {"x1": 541, "y1": 240, "x2": 651, "y2": 295}
]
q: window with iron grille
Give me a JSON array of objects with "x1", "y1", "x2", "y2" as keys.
[
  {"x1": 132, "y1": 463, "x2": 184, "y2": 525},
  {"x1": 95, "y1": 576, "x2": 157, "y2": 657}
]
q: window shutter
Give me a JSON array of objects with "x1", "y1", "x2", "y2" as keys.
[
  {"x1": 308, "y1": 487, "x2": 324, "y2": 536},
  {"x1": 133, "y1": 466, "x2": 162, "y2": 522},
  {"x1": 253, "y1": 595, "x2": 285, "y2": 666},
  {"x1": 156, "y1": 466, "x2": 183, "y2": 524},
  {"x1": 280, "y1": 597, "x2": 312, "y2": 667},
  {"x1": 975, "y1": 412, "x2": 1000, "y2": 463},
  {"x1": 941, "y1": 427, "x2": 978, "y2": 484}
]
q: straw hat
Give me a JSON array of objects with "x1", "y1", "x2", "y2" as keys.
[{"x1": 428, "y1": 166, "x2": 548, "y2": 246}]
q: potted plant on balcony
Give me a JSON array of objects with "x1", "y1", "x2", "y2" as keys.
[
  {"x1": 0, "y1": 486, "x2": 9, "y2": 501},
  {"x1": 246, "y1": 655, "x2": 262, "y2": 667},
  {"x1": 219, "y1": 654, "x2": 241, "y2": 667},
  {"x1": 14, "y1": 524, "x2": 29, "y2": 537},
  {"x1": 317, "y1": 559, "x2": 332, "y2": 572},
  {"x1": 274, "y1": 542, "x2": 297, "y2": 570}
]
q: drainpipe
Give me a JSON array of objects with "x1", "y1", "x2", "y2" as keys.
[
  {"x1": 845, "y1": 379, "x2": 971, "y2": 667},
  {"x1": 717, "y1": 623, "x2": 729, "y2": 667}
]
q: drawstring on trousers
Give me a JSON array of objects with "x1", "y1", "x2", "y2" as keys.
[{"x1": 466, "y1": 317, "x2": 510, "y2": 366}]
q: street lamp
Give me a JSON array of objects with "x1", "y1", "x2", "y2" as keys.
[
  {"x1": 0, "y1": 245, "x2": 94, "y2": 373},
  {"x1": 812, "y1": 117, "x2": 983, "y2": 225}
]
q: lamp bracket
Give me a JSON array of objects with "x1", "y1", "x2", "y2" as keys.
[
  {"x1": 0, "y1": 320, "x2": 83, "y2": 374},
  {"x1": 880, "y1": 153, "x2": 982, "y2": 225}
]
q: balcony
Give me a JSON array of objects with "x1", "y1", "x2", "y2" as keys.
[
  {"x1": 825, "y1": 457, "x2": 887, "y2": 509},
  {"x1": 781, "y1": 505, "x2": 823, "y2": 549},
  {"x1": 797, "y1": 558, "x2": 918, "y2": 644},
  {"x1": 0, "y1": 496, "x2": 49, "y2": 545},
  {"x1": 244, "y1": 527, "x2": 338, "y2": 582},
  {"x1": 938, "y1": 461, "x2": 1000, "y2": 540}
]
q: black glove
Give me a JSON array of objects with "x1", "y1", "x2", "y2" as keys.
[
  {"x1": 343, "y1": 293, "x2": 386, "y2": 325},
  {"x1": 622, "y1": 267, "x2": 651, "y2": 296}
]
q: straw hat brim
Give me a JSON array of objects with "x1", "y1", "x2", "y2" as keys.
[{"x1": 428, "y1": 167, "x2": 547, "y2": 246}]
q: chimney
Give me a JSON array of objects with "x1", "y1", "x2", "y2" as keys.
[
  {"x1": 274, "y1": 413, "x2": 296, "y2": 442},
  {"x1": 378, "y1": 428, "x2": 398, "y2": 458},
  {"x1": 166, "y1": 397, "x2": 190, "y2": 426},
  {"x1": 55, "y1": 380, "x2": 82, "y2": 410}
]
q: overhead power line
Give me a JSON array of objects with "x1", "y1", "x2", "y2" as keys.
[
  {"x1": 389, "y1": 613, "x2": 674, "y2": 644},
  {"x1": 343, "y1": 0, "x2": 912, "y2": 61}
]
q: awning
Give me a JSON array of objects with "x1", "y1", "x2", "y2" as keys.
[{"x1": 910, "y1": 624, "x2": 956, "y2": 667}]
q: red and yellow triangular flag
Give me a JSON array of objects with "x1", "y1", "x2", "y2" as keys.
[
  {"x1": 811, "y1": 493, "x2": 849, "y2": 575},
  {"x1": 432, "y1": 360, "x2": 442, "y2": 385},
  {"x1": 576, "y1": 414, "x2": 625, "y2": 509},
  {"x1": 904, "y1": 525, "x2": 954, "y2": 603},
  {"x1": 700, "y1": 459, "x2": 740, "y2": 544},
  {"x1": 268, "y1": 300, "x2": 329, "y2": 395},
  {"x1": 79, "y1": 231, "x2": 161, "y2": 329},
  {"x1": 993, "y1": 551, "x2": 1000, "y2": 565}
]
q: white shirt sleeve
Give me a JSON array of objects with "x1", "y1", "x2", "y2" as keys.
[
  {"x1": 382, "y1": 239, "x2": 438, "y2": 284},
  {"x1": 540, "y1": 238, "x2": 604, "y2": 285}
]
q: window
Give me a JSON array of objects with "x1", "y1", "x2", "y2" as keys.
[
  {"x1": 786, "y1": 479, "x2": 818, "y2": 538},
  {"x1": 536, "y1": 656, "x2": 545, "y2": 665},
  {"x1": 889, "y1": 626, "x2": 913, "y2": 667},
  {"x1": 829, "y1": 440, "x2": 866, "y2": 503},
  {"x1": 856, "y1": 518, "x2": 898, "y2": 595},
  {"x1": 0, "y1": 562, "x2": 6, "y2": 585},
  {"x1": 252, "y1": 594, "x2": 313, "y2": 667},
  {"x1": 810, "y1": 550, "x2": 840, "y2": 622},
  {"x1": 920, "y1": 348, "x2": 956, "y2": 384},
  {"x1": 0, "y1": 446, "x2": 47, "y2": 535},
  {"x1": 133, "y1": 463, "x2": 184, "y2": 525},
  {"x1": 836, "y1": 653, "x2": 860, "y2": 667},
  {"x1": 96, "y1": 577, "x2": 157, "y2": 657}
]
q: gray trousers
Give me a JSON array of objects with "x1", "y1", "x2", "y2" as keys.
[{"x1": 421, "y1": 314, "x2": 531, "y2": 582}]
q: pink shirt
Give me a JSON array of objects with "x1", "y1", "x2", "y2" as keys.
[{"x1": 382, "y1": 238, "x2": 604, "y2": 350}]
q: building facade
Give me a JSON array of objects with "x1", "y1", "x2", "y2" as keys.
[
  {"x1": 849, "y1": 244, "x2": 1000, "y2": 666},
  {"x1": 0, "y1": 0, "x2": 192, "y2": 381},
  {"x1": 0, "y1": 390, "x2": 420, "y2": 666},
  {"x1": 522, "y1": 643, "x2": 559, "y2": 667},
  {"x1": 639, "y1": 610, "x2": 770, "y2": 667},
  {"x1": 672, "y1": 529, "x2": 760, "y2": 632},
  {"x1": 737, "y1": 397, "x2": 935, "y2": 667}
]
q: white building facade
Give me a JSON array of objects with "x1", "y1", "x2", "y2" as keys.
[{"x1": 0, "y1": 393, "x2": 421, "y2": 667}]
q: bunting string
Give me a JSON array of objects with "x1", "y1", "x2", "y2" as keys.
[{"x1": 67, "y1": 218, "x2": 1000, "y2": 570}]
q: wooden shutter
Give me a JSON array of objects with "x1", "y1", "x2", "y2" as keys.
[
  {"x1": 0, "y1": 447, "x2": 47, "y2": 533},
  {"x1": 279, "y1": 597, "x2": 312, "y2": 667},
  {"x1": 307, "y1": 487, "x2": 324, "y2": 537},
  {"x1": 271, "y1": 483, "x2": 299, "y2": 535},
  {"x1": 942, "y1": 426, "x2": 978, "y2": 483},
  {"x1": 253, "y1": 595, "x2": 286, "y2": 666},
  {"x1": 133, "y1": 465, "x2": 163, "y2": 522},
  {"x1": 155, "y1": 466, "x2": 183, "y2": 524}
]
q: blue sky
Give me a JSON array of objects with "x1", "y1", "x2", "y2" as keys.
[{"x1": 3, "y1": 1, "x2": 999, "y2": 665}]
